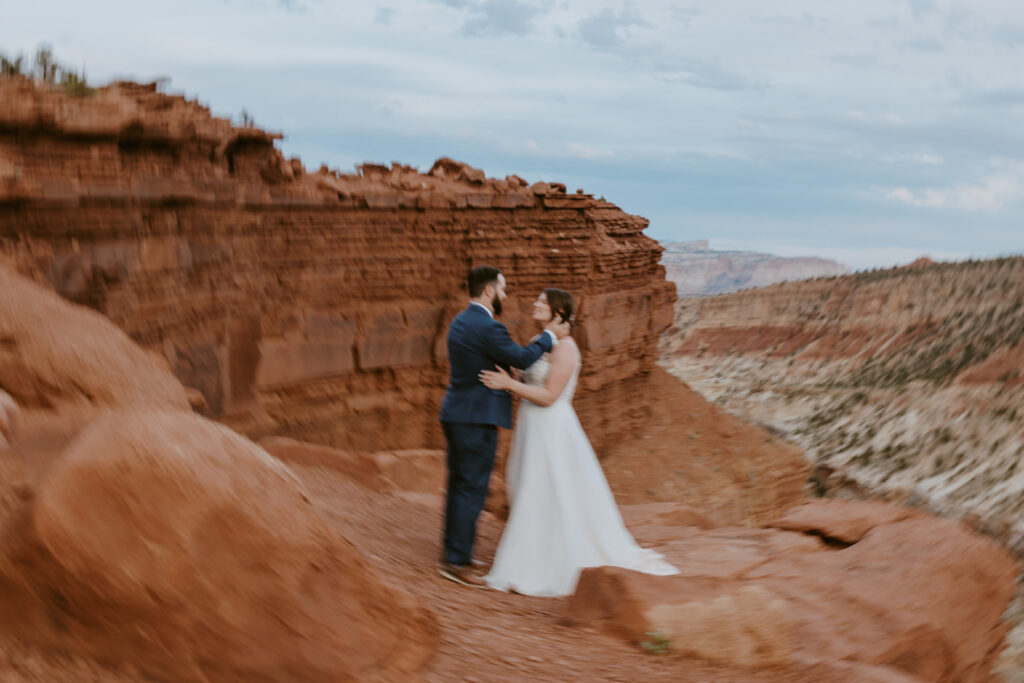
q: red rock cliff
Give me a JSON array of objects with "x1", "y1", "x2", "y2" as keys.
[{"x1": 0, "y1": 78, "x2": 674, "y2": 454}]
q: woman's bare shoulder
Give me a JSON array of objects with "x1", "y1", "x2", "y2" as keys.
[{"x1": 551, "y1": 337, "x2": 580, "y2": 363}]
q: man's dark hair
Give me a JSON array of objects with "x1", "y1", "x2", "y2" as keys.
[{"x1": 468, "y1": 266, "x2": 502, "y2": 298}]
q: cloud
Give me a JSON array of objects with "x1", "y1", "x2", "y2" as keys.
[
  {"x1": 991, "y1": 24, "x2": 1024, "y2": 47},
  {"x1": 827, "y1": 51, "x2": 879, "y2": 67},
  {"x1": 900, "y1": 37, "x2": 943, "y2": 51},
  {"x1": 461, "y1": 0, "x2": 548, "y2": 37},
  {"x1": 867, "y1": 15, "x2": 902, "y2": 32},
  {"x1": 577, "y1": 5, "x2": 646, "y2": 48},
  {"x1": 879, "y1": 152, "x2": 943, "y2": 165},
  {"x1": 763, "y1": 11, "x2": 830, "y2": 29},
  {"x1": 882, "y1": 167, "x2": 1024, "y2": 212},
  {"x1": 654, "y1": 56, "x2": 761, "y2": 91},
  {"x1": 668, "y1": 6, "x2": 700, "y2": 26},
  {"x1": 563, "y1": 141, "x2": 614, "y2": 160},
  {"x1": 375, "y1": 5, "x2": 394, "y2": 25},
  {"x1": 960, "y1": 87, "x2": 1024, "y2": 107},
  {"x1": 275, "y1": 0, "x2": 317, "y2": 12},
  {"x1": 908, "y1": 0, "x2": 937, "y2": 22},
  {"x1": 942, "y1": 3, "x2": 975, "y2": 38}
]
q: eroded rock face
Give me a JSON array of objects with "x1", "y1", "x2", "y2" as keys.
[
  {"x1": 645, "y1": 585, "x2": 793, "y2": 667},
  {"x1": 660, "y1": 259, "x2": 1024, "y2": 675},
  {"x1": 660, "y1": 257, "x2": 1024, "y2": 551},
  {"x1": 0, "y1": 78, "x2": 672, "y2": 455},
  {"x1": 0, "y1": 79, "x2": 814, "y2": 531},
  {"x1": 0, "y1": 260, "x2": 439, "y2": 681},
  {"x1": 0, "y1": 250, "x2": 1016, "y2": 680},
  {"x1": 0, "y1": 266, "x2": 189, "y2": 412},
  {"x1": 1, "y1": 410, "x2": 438, "y2": 682},
  {"x1": 567, "y1": 500, "x2": 1020, "y2": 682},
  {"x1": 768, "y1": 498, "x2": 920, "y2": 544}
]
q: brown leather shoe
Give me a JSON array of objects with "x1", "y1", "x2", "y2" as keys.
[
  {"x1": 439, "y1": 555, "x2": 490, "y2": 572},
  {"x1": 438, "y1": 562, "x2": 488, "y2": 588}
]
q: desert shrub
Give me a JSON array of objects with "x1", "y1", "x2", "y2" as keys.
[{"x1": 0, "y1": 43, "x2": 94, "y2": 96}]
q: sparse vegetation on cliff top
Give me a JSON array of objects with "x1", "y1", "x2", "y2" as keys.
[{"x1": 1, "y1": 44, "x2": 93, "y2": 96}]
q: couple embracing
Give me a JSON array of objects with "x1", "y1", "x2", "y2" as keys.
[{"x1": 438, "y1": 266, "x2": 678, "y2": 597}]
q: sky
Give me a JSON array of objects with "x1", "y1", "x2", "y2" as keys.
[{"x1": 4, "y1": 0, "x2": 1024, "y2": 269}]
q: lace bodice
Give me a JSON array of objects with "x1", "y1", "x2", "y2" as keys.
[
  {"x1": 520, "y1": 354, "x2": 551, "y2": 386},
  {"x1": 521, "y1": 350, "x2": 580, "y2": 405}
]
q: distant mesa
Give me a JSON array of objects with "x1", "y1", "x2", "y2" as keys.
[{"x1": 660, "y1": 241, "x2": 851, "y2": 297}]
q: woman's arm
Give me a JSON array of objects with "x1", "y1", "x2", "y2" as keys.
[{"x1": 479, "y1": 340, "x2": 579, "y2": 407}]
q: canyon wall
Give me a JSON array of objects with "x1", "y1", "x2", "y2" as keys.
[
  {"x1": 0, "y1": 77, "x2": 673, "y2": 455},
  {"x1": 660, "y1": 257, "x2": 1024, "y2": 552},
  {"x1": 660, "y1": 257, "x2": 1024, "y2": 673}
]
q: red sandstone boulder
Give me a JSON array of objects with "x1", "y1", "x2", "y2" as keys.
[
  {"x1": 769, "y1": 498, "x2": 919, "y2": 543},
  {"x1": 0, "y1": 266, "x2": 189, "y2": 411},
  {"x1": 620, "y1": 502, "x2": 715, "y2": 530},
  {"x1": 259, "y1": 435, "x2": 392, "y2": 490},
  {"x1": 371, "y1": 449, "x2": 446, "y2": 493},
  {"x1": 0, "y1": 410, "x2": 438, "y2": 682},
  {"x1": 428, "y1": 157, "x2": 485, "y2": 184},
  {"x1": 565, "y1": 502, "x2": 1018, "y2": 681}
]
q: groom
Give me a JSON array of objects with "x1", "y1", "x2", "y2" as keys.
[{"x1": 438, "y1": 265, "x2": 561, "y2": 587}]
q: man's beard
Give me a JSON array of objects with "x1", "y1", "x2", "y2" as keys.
[{"x1": 492, "y1": 293, "x2": 503, "y2": 316}]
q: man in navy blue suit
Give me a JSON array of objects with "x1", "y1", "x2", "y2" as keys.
[{"x1": 438, "y1": 265, "x2": 562, "y2": 587}]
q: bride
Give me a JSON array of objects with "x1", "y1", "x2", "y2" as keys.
[{"x1": 479, "y1": 288, "x2": 678, "y2": 597}]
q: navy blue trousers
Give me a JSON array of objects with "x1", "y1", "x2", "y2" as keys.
[{"x1": 441, "y1": 421, "x2": 498, "y2": 566}]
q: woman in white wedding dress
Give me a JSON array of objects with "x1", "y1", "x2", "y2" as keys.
[{"x1": 479, "y1": 288, "x2": 678, "y2": 597}]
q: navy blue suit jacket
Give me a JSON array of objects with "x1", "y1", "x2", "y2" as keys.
[{"x1": 439, "y1": 304, "x2": 553, "y2": 429}]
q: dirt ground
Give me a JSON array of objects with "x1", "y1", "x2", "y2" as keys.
[{"x1": 294, "y1": 466, "x2": 846, "y2": 683}]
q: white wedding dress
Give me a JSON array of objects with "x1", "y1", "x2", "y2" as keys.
[{"x1": 484, "y1": 347, "x2": 679, "y2": 597}]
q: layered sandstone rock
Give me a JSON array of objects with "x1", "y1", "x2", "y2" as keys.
[
  {"x1": 567, "y1": 500, "x2": 1019, "y2": 681},
  {"x1": 0, "y1": 77, "x2": 671, "y2": 456},
  {"x1": 0, "y1": 253, "x2": 1017, "y2": 679},
  {"x1": 3, "y1": 410, "x2": 436, "y2": 682},
  {"x1": 0, "y1": 263, "x2": 439, "y2": 680},
  {"x1": 0, "y1": 266, "x2": 189, "y2": 411},
  {"x1": 660, "y1": 257, "x2": 1024, "y2": 550},
  {"x1": 0, "y1": 77, "x2": 819, "y2": 540},
  {"x1": 660, "y1": 257, "x2": 1024, "y2": 675}
]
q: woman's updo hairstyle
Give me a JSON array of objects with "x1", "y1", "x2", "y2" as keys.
[{"x1": 543, "y1": 288, "x2": 575, "y2": 327}]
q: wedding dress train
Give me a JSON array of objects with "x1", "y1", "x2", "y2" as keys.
[{"x1": 484, "y1": 351, "x2": 678, "y2": 597}]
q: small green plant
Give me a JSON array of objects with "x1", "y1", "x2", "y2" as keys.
[
  {"x1": 1, "y1": 52, "x2": 24, "y2": 76},
  {"x1": 0, "y1": 43, "x2": 95, "y2": 96},
  {"x1": 641, "y1": 631, "x2": 671, "y2": 655}
]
